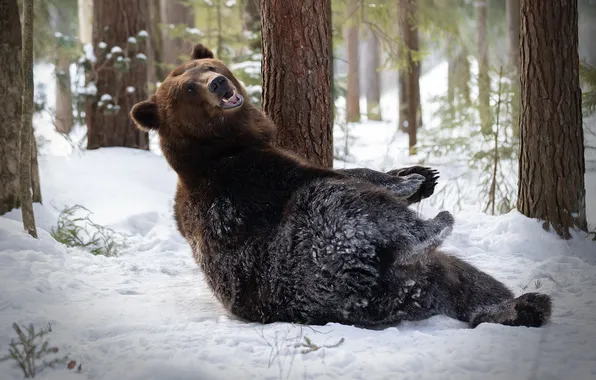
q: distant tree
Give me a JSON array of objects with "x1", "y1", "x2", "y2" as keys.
[
  {"x1": 20, "y1": 0, "x2": 38, "y2": 237},
  {"x1": 50, "y1": 5, "x2": 75, "y2": 134},
  {"x1": 86, "y1": 0, "x2": 150, "y2": 150},
  {"x1": 147, "y1": 0, "x2": 164, "y2": 87},
  {"x1": 77, "y1": 0, "x2": 92, "y2": 44},
  {"x1": 506, "y1": 0, "x2": 520, "y2": 74},
  {"x1": 345, "y1": 0, "x2": 360, "y2": 123},
  {"x1": 261, "y1": 0, "x2": 333, "y2": 168},
  {"x1": 242, "y1": 0, "x2": 260, "y2": 52},
  {"x1": 0, "y1": 0, "x2": 24, "y2": 216},
  {"x1": 398, "y1": 0, "x2": 420, "y2": 155},
  {"x1": 506, "y1": 0, "x2": 520, "y2": 137},
  {"x1": 160, "y1": 0, "x2": 195, "y2": 66},
  {"x1": 365, "y1": 27, "x2": 382, "y2": 121},
  {"x1": 517, "y1": 0, "x2": 587, "y2": 239},
  {"x1": 447, "y1": 46, "x2": 471, "y2": 107},
  {"x1": 476, "y1": 0, "x2": 490, "y2": 135}
]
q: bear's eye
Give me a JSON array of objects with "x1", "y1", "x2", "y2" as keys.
[
  {"x1": 185, "y1": 82, "x2": 198, "y2": 94},
  {"x1": 207, "y1": 66, "x2": 216, "y2": 72}
]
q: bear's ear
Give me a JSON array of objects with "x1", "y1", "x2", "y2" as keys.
[
  {"x1": 130, "y1": 97, "x2": 159, "y2": 131},
  {"x1": 191, "y1": 44, "x2": 214, "y2": 60}
]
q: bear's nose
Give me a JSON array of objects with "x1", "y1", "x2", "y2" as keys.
[{"x1": 208, "y1": 75, "x2": 230, "y2": 97}]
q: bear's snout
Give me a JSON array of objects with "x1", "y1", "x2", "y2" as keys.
[{"x1": 208, "y1": 75, "x2": 231, "y2": 97}]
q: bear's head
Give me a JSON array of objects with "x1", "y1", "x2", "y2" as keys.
[{"x1": 130, "y1": 44, "x2": 273, "y2": 144}]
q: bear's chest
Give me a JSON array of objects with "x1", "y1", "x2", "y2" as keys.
[{"x1": 204, "y1": 196, "x2": 246, "y2": 239}]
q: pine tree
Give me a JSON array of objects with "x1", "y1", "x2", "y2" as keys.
[
  {"x1": 86, "y1": 0, "x2": 150, "y2": 150},
  {"x1": 517, "y1": 0, "x2": 587, "y2": 239},
  {"x1": 261, "y1": 0, "x2": 333, "y2": 167}
]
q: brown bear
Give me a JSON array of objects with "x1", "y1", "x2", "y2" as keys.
[{"x1": 130, "y1": 44, "x2": 552, "y2": 329}]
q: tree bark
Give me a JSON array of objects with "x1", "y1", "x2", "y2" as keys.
[
  {"x1": 86, "y1": 0, "x2": 150, "y2": 150},
  {"x1": 365, "y1": 27, "x2": 382, "y2": 121},
  {"x1": 477, "y1": 0, "x2": 491, "y2": 135},
  {"x1": 160, "y1": 0, "x2": 195, "y2": 66},
  {"x1": 345, "y1": 0, "x2": 360, "y2": 123},
  {"x1": 261, "y1": 0, "x2": 333, "y2": 168},
  {"x1": 31, "y1": 137, "x2": 41, "y2": 203},
  {"x1": 0, "y1": 0, "x2": 23, "y2": 215},
  {"x1": 20, "y1": 0, "x2": 38, "y2": 238},
  {"x1": 398, "y1": 0, "x2": 420, "y2": 155},
  {"x1": 78, "y1": 0, "x2": 93, "y2": 44},
  {"x1": 52, "y1": 6, "x2": 74, "y2": 134},
  {"x1": 517, "y1": 0, "x2": 587, "y2": 239}
]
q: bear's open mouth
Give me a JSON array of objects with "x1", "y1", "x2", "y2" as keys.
[{"x1": 221, "y1": 90, "x2": 244, "y2": 109}]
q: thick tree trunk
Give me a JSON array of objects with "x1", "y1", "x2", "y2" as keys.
[
  {"x1": 261, "y1": 0, "x2": 333, "y2": 168},
  {"x1": 52, "y1": 6, "x2": 74, "y2": 134},
  {"x1": 78, "y1": 0, "x2": 92, "y2": 44},
  {"x1": 398, "y1": 0, "x2": 420, "y2": 155},
  {"x1": 345, "y1": 0, "x2": 360, "y2": 123},
  {"x1": 243, "y1": 0, "x2": 260, "y2": 52},
  {"x1": 20, "y1": 0, "x2": 37, "y2": 238},
  {"x1": 365, "y1": 28, "x2": 382, "y2": 121},
  {"x1": 160, "y1": 0, "x2": 195, "y2": 66},
  {"x1": 517, "y1": 0, "x2": 587, "y2": 239},
  {"x1": 0, "y1": 0, "x2": 23, "y2": 215},
  {"x1": 477, "y1": 0, "x2": 491, "y2": 135},
  {"x1": 86, "y1": 0, "x2": 150, "y2": 150}
]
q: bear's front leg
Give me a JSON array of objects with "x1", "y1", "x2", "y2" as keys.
[{"x1": 335, "y1": 168, "x2": 427, "y2": 200}]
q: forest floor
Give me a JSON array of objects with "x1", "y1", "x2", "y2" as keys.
[{"x1": 0, "y1": 63, "x2": 595, "y2": 380}]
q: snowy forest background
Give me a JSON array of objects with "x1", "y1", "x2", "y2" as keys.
[{"x1": 1, "y1": 0, "x2": 596, "y2": 379}]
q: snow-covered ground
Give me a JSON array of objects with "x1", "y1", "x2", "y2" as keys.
[{"x1": 1, "y1": 63, "x2": 595, "y2": 380}]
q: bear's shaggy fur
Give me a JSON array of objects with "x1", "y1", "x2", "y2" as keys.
[{"x1": 130, "y1": 44, "x2": 552, "y2": 328}]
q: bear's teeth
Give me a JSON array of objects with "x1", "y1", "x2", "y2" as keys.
[{"x1": 223, "y1": 94, "x2": 237, "y2": 104}]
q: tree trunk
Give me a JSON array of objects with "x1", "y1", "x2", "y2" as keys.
[
  {"x1": 0, "y1": 0, "x2": 23, "y2": 215},
  {"x1": 517, "y1": 0, "x2": 587, "y2": 239},
  {"x1": 506, "y1": 0, "x2": 520, "y2": 74},
  {"x1": 398, "y1": 70, "x2": 407, "y2": 132},
  {"x1": 52, "y1": 6, "x2": 74, "y2": 134},
  {"x1": 506, "y1": 0, "x2": 520, "y2": 137},
  {"x1": 20, "y1": 0, "x2": 37, "y2": 238},
  {"x1": 398, "y1": 0, "x2": 420, "y2": 155},
  {"x1": 261, "y1": 0, "x2": 333, "y2": 168},
  {"x1": 216, "y1": 0, "x2": 223, "y2": 60},
  {"x1": 86, "y1": 0, "x2": 150, "y2": 150},
  {"x1": 78, "y1": 0, "x2": 92, "y2": 44},
  {"x1": 365, "y1": 27, "x2": 382, "y2": 121},
  {"x1": 243, "y1": 0, "x2": 260, "y2": 53},
  {"x1": 448, "y1": 47, "x2": 471, "y2": 107},
  {"x1": 160, "y1": 0, "x2": 195, "y2": 67},
  {"x1": 31, "y1": 137, "x2": 41, "y2": 203},
  {"x1": 477, "y1": 0, "x2": 491, "y2": 135},
  {"x1": 345, "y1": 0, "x2": 360, "y2": 123}
]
